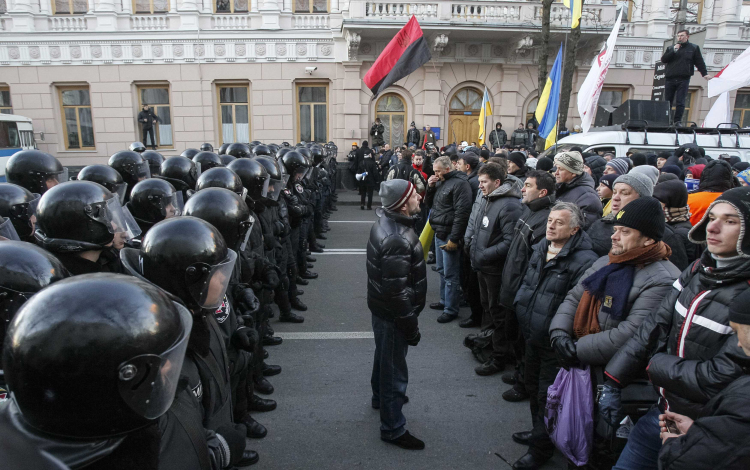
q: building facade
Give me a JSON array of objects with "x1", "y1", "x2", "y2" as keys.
[{"x1": 0, "y1": 0, "x2": 749, "y2": 165}]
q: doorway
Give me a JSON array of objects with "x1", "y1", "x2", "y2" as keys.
[
  {"x1": 375, "y1": 93, "x2": 407, "y2": 149},
  {"x1": 448, "y1": 87, "x2": 482, "y2": 145}
]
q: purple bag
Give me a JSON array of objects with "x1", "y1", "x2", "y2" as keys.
[{"x1": 545, "y1": 365, "x2": 594, "y2": 466}]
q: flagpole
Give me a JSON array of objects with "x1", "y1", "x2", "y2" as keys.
[{"x1": 555, "y1": 35, "x2": 567, "y2": 151}]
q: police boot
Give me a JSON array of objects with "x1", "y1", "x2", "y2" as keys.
[
  {"x1": 279, "y1": 311, "x2": 304, "y2": 323},
  {"x1": 309, "y1": 244, "x2": 324, "y2": 253},
  {"x1": 263, "y1": 319, "x2": 274, "y2": 336},
  {"x1": 262, "y1": 334, "x2": 283, "y2": 346},
  {"x1": 254, "y1": 376, "x2": 275, "y2": 395},
  {"x1": 296, "y1": 289, "x2": 304, "y2": 296},
  {"x1": 250, "y1": 394, "x2": 277, "y2": 412},
  {"x1": 300, "y1": 270, "x2": 318, "y2": 279},
  {"x1": 296, "y1": 276, "x2": 309, "y2": 285},
  {"x1": 306, "y1": 255, "x2": 316, "y2": 262},
  {"x1": 239, "y1": 413, "x2": 268, "y2": 439},
  {"x1": 237, "y1": 449, "x2": 260, "y2": 467},
  {"x1": 290, "y1": 297, "x2": 308, "y2": 311},
  {"x1": 306, "y1": 263, "x2": 314, "y2": 269},
  {"x1": 261, "y1": 362, "x2": 282, "y2": 376},
  {"x1": 316, "y1": 232, "x2": 327, "y2": 240}
]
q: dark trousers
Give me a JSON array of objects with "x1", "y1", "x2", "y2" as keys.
[
  {"x1": 665, "y1": 78, "x2": 690, "y2": 124},
  {"x1": 461, "y1": 260, "x2": 483, "y2": 324},
  {"x1": 371, "y1": 314, "x2": 409, "y2": 441},
  {"x1": 359, "y1": 184, "x2": 374, "y2": 208},
  {"x1": 478, "y1": 271, "x2": 505, "y2": 362},
  {"x1": 142, "y1": 127, "x2": 156, "y2": 148},
  {"x1": 524, "y1": 341, "x2": 559, "y2": 461}
]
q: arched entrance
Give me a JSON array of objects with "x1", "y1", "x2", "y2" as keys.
[
  {"x1": 448, "y1": 87, "x2": 482, "y2": 145},
  {"x1": 375, "y1": 93, "x2": 406, "y2": 149}
]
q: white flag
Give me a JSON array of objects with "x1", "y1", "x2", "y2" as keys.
[
  {"x1": 708, "y1": 46, "x2": 750, "y2": 98},
  {"x1": 577, "y1": 9, "x2": 624, "y2": 133},
  {"x1": 702, "y1": 91, "x2": 732, "y2": 128}
]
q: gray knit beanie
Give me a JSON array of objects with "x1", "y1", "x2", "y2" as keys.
[
  {"x1": 554, "y1": 151, "x2": 585, "y2": 175},
  {"x1": 379, "y1": 179, "x2": 415, "y2": 211},
  {"x1": 630, "y1": 165, "x2": 659, "y2": 186},
  {"x1": 614, "y1": 172, "x2": 654, "y2": 198}
]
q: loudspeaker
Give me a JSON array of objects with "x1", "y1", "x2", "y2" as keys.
[
  {"x1": 594, "y1": 105, "x2": 618, "y2": 127},
  {"x1": 611, "y1": 100, "x2": 671, "y2": 126}
]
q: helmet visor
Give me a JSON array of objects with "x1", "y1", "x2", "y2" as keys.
[
  {"x1": 112, "y1": 182, "x2": 128, "y2": 205},
  {"x1": 187, "y1": 249, "x2": 238, "y2": 309},
  {"x1": 239, "y1": 215, "x2": 256, "y2": 252},
  {"x1": 0, "y1": 217, "x2": 20, "y2": 241},
  {"x1": 90, "y1": 197, "x2": 142, "y2": 240},
  {"x1": 135, "y1": 161, "x2": 151, "y2": 181},
  {"x1": 266, "y1": 178, "x2": 284, "y2": 201},
  {"x1": 164, "y1": 191, "x2": 184, "y2": 218},
  {"x1": 259, "y1": 174, "x2": 270, "y2": 199},
  {"x1": 117, "y1": 302, "x2": 192, "y2": 420}
]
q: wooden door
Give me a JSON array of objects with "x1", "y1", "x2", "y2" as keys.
[{"x1": 448, "y1": 115, "x2": 479, "y2": 145}]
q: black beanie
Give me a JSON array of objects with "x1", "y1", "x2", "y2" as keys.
[
  {"x1": 689, "y1": 187, "x2": 750, "y2": 258},
  {"x1": 729, "y1": 288, "x2": 750, "y2": 325},
  {"x1": 631, "y1": 153, "x2": 647, "y2": 167},
  {"x1": 537, "y1": 157, "x2": 554, "y2": 172},
  {"x1": 614, "y1": 197, "x2": 666, "y2": 242},
  {"x1": 508, "y1": 151, "x2": 527, "y2": 170},
  {"x1": 653, "y1": 180, "x2": 688, "y2": 208},
  {"x1": 600, "y1": 173, "x2": 619, "y2": 191}
]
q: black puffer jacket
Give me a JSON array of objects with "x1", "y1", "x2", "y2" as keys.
[
  {"x1": 468, "y1": 180, "x2": 525, "y2": 274},
  {"x1": 658, "y1": 353, "x2": 750, "y2": 470},
  {"x1": 510, "y1": 129, "x2": 530, "y2": 147},
  {"x1": 514, "y1": 231, "x2": 598, "y2": 346},
  {"x1": 366, "y1": 208, "x2": 427, "y2": 321},
  {"x1": 660, "y1": 41, "x2": 708, "y2": 80},
  {"x1": 670, "y1": 219, "x2": 703, "y2": 264},
  {"x1": 425, "y1": 170, "x2": 473, "y2": 243},
  {"x1": 499, "y1": 195, "x2": 555, "y2": 310},
  {"x1": 584, "y1": 154, "x2": 607, "y2": 186},
  {"x1": 466, "y1": 168, "x2": 480, "y2": 201},
  {"x1": 605, "y1": 253, "x2": 750, "y2": 418},
  {"x1": 555, "y1": 173, "x2": 602, "y2": 230}
]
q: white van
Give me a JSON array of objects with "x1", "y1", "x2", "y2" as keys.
[
  {"x1": 0, "y1": 114, "x2": 36, "y2": 182},
  {"x1": 539, "y1": 125, "x2": 750, "y2": 162}
]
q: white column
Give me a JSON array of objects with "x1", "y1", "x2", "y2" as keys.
[
  {"x1": 251, "y1": 0, "x2": 258, "y2": 12},
  {"x1": 330, "y1": 0, "x2": 338, "y2": 13},
  {"x1": 122, "y1": 0, "x2": 132, "y2": 13},
  {"x1": 40, "y1": 0, "x2": 51, "y2": 15}
]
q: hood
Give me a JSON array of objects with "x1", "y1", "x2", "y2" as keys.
[
  {"x1": 487, "y1": 177, "x2": 523, "y2": 200},
  {"x1": 665, "y1": 156, "x2": 684, "y2": 171},
  {"x1": 527, "y1": 194, "x2": 555, "y2": 212},
  {"x1": 698, "y1": 159, "x2": 734, "y2": 193},
  {"x1": 557, "y1": 172, "x2": 596, "y2": 192},
  {"x1": 696, "y1": 250, "x2": 750, "y2": 288}
]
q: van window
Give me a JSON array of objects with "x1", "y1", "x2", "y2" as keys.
[
  {"x1": 0, "y1": 121, "x2": 20, "y2": 149},
  {"x1": 627, "y1": 147, "x2": 676, "y2": 156},
  {"x1": 586, "y1": 146, "x2": 616, "y2": 156},
  {"x1": 538, "y1": 143, "x2": 584, "y2": 159}
]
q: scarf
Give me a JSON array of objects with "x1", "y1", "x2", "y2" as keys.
[
  {"x1": 573, "y1": 242, "x2": 672, "y2": 339},
  {"x1": 664, "y1": 205, "x2": 691, "y2": 223}
]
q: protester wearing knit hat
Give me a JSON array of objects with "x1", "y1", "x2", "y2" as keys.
[
  {"x1": 604, "y1": 158, "x2": 630, "y2": 176},
  {"x1": 379, "y1": 179, "x2": 416, "y2": 212},
  {"x1": 653, "y1": 180, "x2": 701, "y2": 263},
  {"x1": 526, "y1": 157, "x2": 538, "y2": 169},
  {"x1": 536, "y1": 157, "x2": 554, "y2": 173},
  {"x1": 661, "y1": 165, "x2": 683, "y2": 180},
  {"x1": 554, "y1": 152, "x2": 603, "y2": 229},
  {"x1": 630, "y1": 153, "x2": 648, "y2": 168},
  {"x1": 554, "y1": 151, "x2": 585, "y2": 175},
  {"x1": 614, "y1": 197, "x2": 666, "y2": 242},
  {"x1": 614, "y1": 172, "x2": 654, "y2": 198},
  {"x1": 598, "y1": 174, "x2": 619, "y2": 216},
  {"x1": 688, "y1": 159, "x2": 735, "y2": 226},
  {"x1": 630, "y1": 165, "x2": 659, "y2": 186},
  {"x1": 738, "y1": 168, "x2": 750, "y2": 187},
  {"x1": 686, "y1": 164, "x2": 705, "y2": 180},
  {"x1": 689, "y1": 186, "x2": 750, "y2": 258},
  {"x1": 733, "y1": 161, "x2": 750, "y2": 175}
]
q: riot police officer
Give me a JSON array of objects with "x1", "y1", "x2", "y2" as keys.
[
  {"x1": 108, "y1": 150, "x2": 150, "y2": 202},
  {"x1": 158, "y1": 156, "x2": 201, "y2": 197},
  {"x1": 0, "y1": 183, "x2": 40, "y2": 242},
  {"x1": 196, "y1": 167, "x2": 246, "y2": 198},
  {"x1": 126, "y1": 178, "x2": 183, "y2": 237},
  {"x1": 142, "y1": 149, "x2": 165, "y2": 177},
  {"x1": 5, "y1": 149, "x2": 68, "y2": 195},
  {"x1": 76, "y1": 164, "x2": 128, "y2": 203},
  {"x1": 193, "y1": 151, "x2": 224, "y2": 172},
  {"x1": 280, "y1": 151, "x2": 317, "y2": 285}
]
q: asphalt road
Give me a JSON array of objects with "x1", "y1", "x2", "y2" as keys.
[{"x1": 252, "y1": 191, "x2": 566, "y2": 470}]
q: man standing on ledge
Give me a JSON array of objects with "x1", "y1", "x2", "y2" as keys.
[
  {"x1": 137, "y1": 104, "x2": 160, "y2": 150},
  {"x1": 367, "y1": 179, "x2": 427, "y2": 450},
  {"x1": 661, "y1": 29, "x2": 710, "y2": 125}
]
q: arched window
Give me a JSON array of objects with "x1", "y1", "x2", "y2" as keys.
[
  {"x1": 525, "y1": 97, "x2": 538, "y2": 128},
  {"x1": 375, "y1": 93, "x2": 406, "y2": 149},
  {"x1": 448, "y1": 87, "x2": 482, "y2": 145}
]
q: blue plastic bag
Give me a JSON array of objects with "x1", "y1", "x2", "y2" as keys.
[{"x1": 545, "y1": 365, "x2": 594, "y2": 466}]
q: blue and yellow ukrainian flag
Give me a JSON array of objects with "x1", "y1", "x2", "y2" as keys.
[
  {"x1": 563, "y1": 0, "x2": 582, "y2": 29},
  {"x1": 535, "y1": 46, "x2": 563, "y2": 150},
  {"x1": 478, "y1": 87, "x2": 492, "y2": 146}
]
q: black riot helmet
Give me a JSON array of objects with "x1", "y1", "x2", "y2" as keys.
[
  {"x1": 127, "y1": 178, "x2": 183, "y2": 232},
  {"x1": 192, "y1": 151, "x2": 224, "y2": 171},
  {"x1": 200, "y1": 143, "x2": 214, "y2": 152},
  {"x1": 218, "y1": 143, "x2": 231, "y2": 155},
  {"x1": 159, "y1": 156, "x2": 201, "y2": 191},
  {"x1": 129, "y1": 142, "x2": 146, "y2": 153},
  {"x1": 0, "y1": 183, "x2": 40, "y2": 241},
  {"x1": 196, "y1": 167, "x2": 246, "y2": 198},
  {"x1": 6, "y1": 150, "x2": 68, "y2": 195},
  {"x1": 120, "y1": 217, "x2": 237, "y2": 312},
  {"x1": 310, "y1": 145, "x2": 326, "y2": 165},
  {"x1": 281, "y1": 141, "x2": 291, "y2": 147},
  {"x1": 108, "y1": 150, "x2": 150, "y2": 200},
  {"x1": 220, "y1": 154, "x2": 237, "y2": 166},
  {"x1": 253, "y1": 144, "x2": 271, "y2": 156},
  {"x1": 180, "y1": 148, "x2": 200, "y2": 159},
  {"x1": 226, "y1": 143, "x2": 251, "y2": 159},
  {"x1": 76, "y1": 164, "x2": 128, "y2": 204},
  {"x1": 184, "y1": 188, "x2": 254, "y2": 251},
  {"x1": 254, "y1": 155, "x2": 288, "y2": 201},
  {"x1": 268, "y1": 144, "x2": 280, "y2": 154},
  {"x1": 281, "y1": 150, "x2": 310, "y2": 184},
  {"x1": 298, "y1": 147, "x2": 312, "y2": 159},
  {"x1": 142, "y1": 150, "x2": 165, "y2": 177},
  {"x1": 227, "y1": 158, "x2": 270, "y2": 202},
  {"x1": 276, "y1": 147, "x2": 291, "y2": 160},
  {"x1": 0, "y1": 241, "x2": 68, "y2": 348},
  {"x1": 35, "y1": 181, "x2": 140, "y2": 253},
  {"x1": 3, "y1": 273, "x2": 192, "y2": 439},
  {"x1": 250, "y1": 141, "x2": 262, "y2": 147}
]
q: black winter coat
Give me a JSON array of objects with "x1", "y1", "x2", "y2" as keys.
[
  {"x1": 366, "y1": 208, "x2": 427, "y2": 321},
  {"x1": 658, "y1": 353, "x2": 750, "y2": 470},
  {"x1": 584, "y1": 155, "x2": 607, "y2": 186},
  {"x1": 370, "y1": 123, "x2": 385, "y2": 147},
  {"x1": 499, "y1": 195, "x2": 555, "y2": 310},
  {"x1": 359, "y1": 157, "x2": 381, "y2": 188},
  {"x1": 670, "y1": 220, "x2": 703, "y2": 264},
  {"x1": 425, "y1": 170, "x2": 473, "y2": 243},
  {"x1": 466, "y1": 168, "x2": 479, "y2": 201},
  {"x1": 605, "y1": 253, "x2": 750, "y2": 418},
  {"x1": 489, "y1": 127, "x2": 507, "y2": 149},
  {"x1": 514, "y1": 231, "x2": 598, "y2": 346},
  {"x1": 407, "y1": 127, "x2": 421, "y2": 146},
  {"x1": 555, "y1": 173, "x2": 602, "y2": 230},
  {"x1": 660, "y1": 41, "x2": 708, "y2": 80},
  {"x1": 468, "y1": 181, "x2": 525, "y2": 274},
  {"x1": 510, "y1": 129, "x2": 530, "y2": 147}
]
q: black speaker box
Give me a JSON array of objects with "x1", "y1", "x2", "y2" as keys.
[
  {"x1": 611, "y1": 100, "x2": 671, "y2": 126},
  {"x1": 594, "y1": 105, "x2": 618, "y2": 127}
]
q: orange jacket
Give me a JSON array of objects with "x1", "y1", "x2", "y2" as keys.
[{"x1": 687, "y1": 191, "x2": 722, "y2": 226}]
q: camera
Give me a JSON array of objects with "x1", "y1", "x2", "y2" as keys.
[{"x1": 305, "y1": 66, "x2": 317, "y2": 75}]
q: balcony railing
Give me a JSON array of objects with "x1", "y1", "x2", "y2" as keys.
[
  {"x1": 49, "y1": 16, "x2": 87, "y2": 31},
  {"x1": 451, "y1": 3, "x2": 521, "y2": 22},
  {"x1": 294, "y1": 14, "x2": 330, "y2": 28},
  {"x1": 212, "y1": 14, "x2": 250, "y2": 29},
  {"x1": 365, "y1": 2, "x2": 439, "y2": 19},
  {"x1": 130, "y1": 15, "x2": 169, "y2": 30}
]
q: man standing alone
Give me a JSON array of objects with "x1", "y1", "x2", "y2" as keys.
[
  {"x1": 367, "y1": 179, "x2": 427, "y2": 450},
  {"x1": 137, "y1": 104, "x2": 159, "y2": 150},
  {"x1": 660, "y1": 29, "x2": 710, "y2": 124}
]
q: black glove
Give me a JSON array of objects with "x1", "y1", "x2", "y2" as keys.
[
  {"x1": 262, "y1": 266, "x2": 280, "y2": 291},
  {"x1": 231, "y1": 326, "x2": 259, "y2": 353},
  {"x1": 597, "y1": 383, "x2": 623, "y2": 428},
  {"x1": 552, "y1": 335, "x2": 578, "y2": 370},
  {"x1": 394, "y1": 314, "x2": 421, "y2": 347},
  {"x1": 216, "y1": 423, "x2": 247, "y2": 467}
]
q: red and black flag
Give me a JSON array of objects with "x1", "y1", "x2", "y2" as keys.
[{"x1": 363, "y1": 16, "x2": 432, "y2": 99}]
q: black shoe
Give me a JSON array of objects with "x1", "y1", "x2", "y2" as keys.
[
  {"x1": 437, "y1": 313, "x2": 457, "y2": 323},
  {"x1": 254, "y1": 377, "x2": 274, "y2": 395},
  {"x1": 296, "y1": 277, "x2": 309, "y2": 285},
  {"x1": 306, "y1": 256, "x2": 316, "y2": 262},
  {"x1": 296, "y1": 289, "x2": 304, "y2": 296},
  {"x1": 511, "y1": 431, "x2": 533, "y2": 446},
  {"x1": 264, "y1": 321, "x2": 274, "y2": 336},
  {"x1": 306, "y1": 263, "x2": 314, "y2": 269},
  {"x1": 310, "y1": 245, "x2": 324, "y2": 253},
  {"x1": 382, "y1": 431, "x2": 425, "y2": 450},
  {"x1": 250, "y1": 394, "x2": 277, "y2": 412},
  {"x1": 502, "y1": 387, "x2": 529, "y2": 402},
  {"x1": 361, "y1": 206, "x2": 365, "y2": 210},
  {"x1": 330, "y1": 206, "x2": 338, "y2": 211},
  {"x1": 372, "y1": 395, "x2": 408, "y2": 409},
  {"x1": 512, "y1": 452, "x2": 548, "y2": 470},
  {"x1": 237, "y1": 449, "x2": 260, "y2": 467},
  {"x1": 317, "y1": 233, "x2": 327, "y2": 240},
  {"x1": 502, "y1": 372, "x2": 518, "y2": 385},
  {"x1": 279, "y1": 312, "x2": 304, "y2": 323},
  {"x1": 300, "y1": 270, "x2": 318, "y2": 279},
  {"x1": 240, "y1": 414, "x2": 267, "y2": 439},
  {"x1": 262, "y1": 335, "x2": 283, "y2": 346},
  {"x1": 263, "y1": 349, "x2": 269, "y2": 359},
  {"x1": 475, "y1": 360, "x2": 503, "y2": 376},
  {"x1": 429, "y1": 302, "x2": 445, "y2": 310},
  {"x1": 290, "y1": 298, "x2": 308, "y2": 311},
  {"x1": 431, "y1": 265, "x2": 438, "y2": 272},
  {"x1": 458, "y1": 318, "x2": 480, "y2": 328},
  {"x1": 261, "y1": 363, "x2": 282, "y2": 377},
  {"x1": 426, "y1": 253, "x2": 436, "y2": 264}
]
